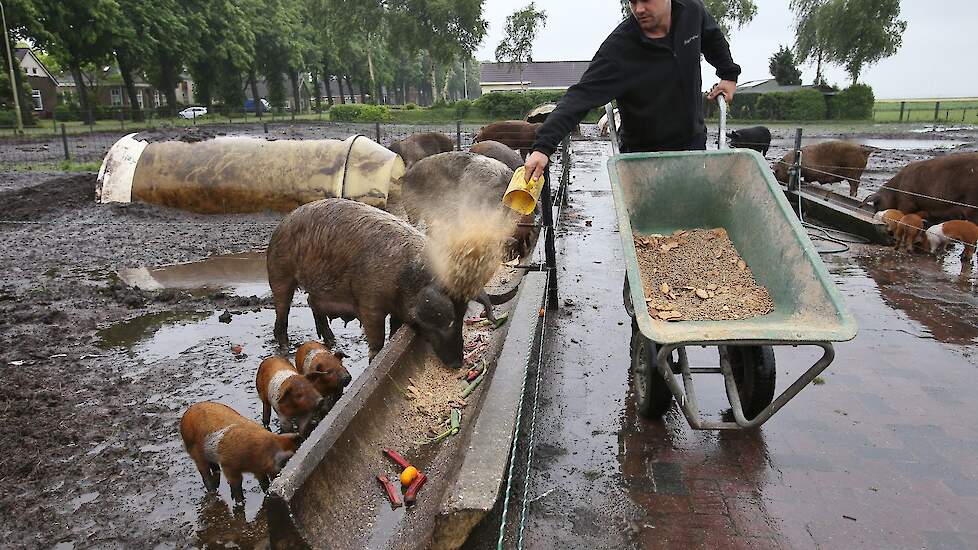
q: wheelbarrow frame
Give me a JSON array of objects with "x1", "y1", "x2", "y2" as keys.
[{"x1": 605, "y1": 98, "x2": 856, "y2": 430}]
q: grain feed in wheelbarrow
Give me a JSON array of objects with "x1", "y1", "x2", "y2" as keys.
[{"x1": 634, "y1": 228, "x2": 774, "y2": 322}]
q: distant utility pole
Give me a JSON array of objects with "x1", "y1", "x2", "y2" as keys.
[{"x1": 0, "y1": 1, "x2": 23, "y2": 134}]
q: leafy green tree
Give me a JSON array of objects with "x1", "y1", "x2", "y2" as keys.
[
  {"x1": 35, "y1": 51, "x2": 61, "y2": 73},
  {"x1": 704, "y1": 0, "x2": 757, "y2": 35},
  {"x1": 186, "y1": 0, "x2": 256, "y2": 109},
  {"x1": 494, "y1": 2, "x2": 547, "y2": 88},
  {"x1": 137, "y1": 0, "x2": 197, "y2": 114},
  {"x1": 388, "y1": 0, "x2": 487, "y2": 103},
  {"x1": 769, "y1": 45, "x2": 802, "y2": 86},
  {"x1": 790, "y1": 0, "x2": 829, "y2": 85},
  {"x1": 0, "y1": 46, "x2": 37, "y2": 125},
  {"x1": 113, "y1": 0, "x2": 163, "y2": 120},
  {"x1": 818, "y1": 0, "x2": 906, "y2": 84},
  {"x1": 30, "y1": 0, "x2": 119, "y2": 123}
]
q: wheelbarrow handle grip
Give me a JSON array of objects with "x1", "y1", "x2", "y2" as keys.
[{"x1": 716, "y1": 94, "x2": 728, "y2": 151}]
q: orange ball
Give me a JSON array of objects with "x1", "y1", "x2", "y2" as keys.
[{"x1": 400, "y1": 466, "x2": 419, "y2": 487}]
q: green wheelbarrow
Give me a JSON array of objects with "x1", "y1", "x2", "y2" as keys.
[{"x1": 605, "y1": 99, "x2": 857, "y2": 430}]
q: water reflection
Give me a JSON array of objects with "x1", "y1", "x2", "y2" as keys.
[
  {"x1": 856, "y1": 249, "x2": 978, "y2": 344},
  {"x1": 117, "y1": 252, "x2": 269, "y2": 297},
  {"x1": 193, "y1": 494, "x2": 269, "y2": 549}
]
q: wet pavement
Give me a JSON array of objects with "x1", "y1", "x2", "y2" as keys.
[{"x1": 520, "y1": 140, "x2": 978, "y2": 549}]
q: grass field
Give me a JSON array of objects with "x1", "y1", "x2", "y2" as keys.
[{"x1": 873, "y1": 98, "x2": 978, "y2": 123}]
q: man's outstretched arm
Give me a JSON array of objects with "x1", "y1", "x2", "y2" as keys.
[{"x1": 525, "y1": 52, "x2": 627, "y2": 181}]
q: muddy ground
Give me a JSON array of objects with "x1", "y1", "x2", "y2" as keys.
[{"x1": 0, "y1": 122, "x2": 975, "y2": 548}]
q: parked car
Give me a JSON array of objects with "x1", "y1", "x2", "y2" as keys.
[
  {"x1": 178, "y1": 106, "x2": 208, "y2": 119},
  {"x1": 244, "y1": 98, "x2": 272, "y2": 114}
]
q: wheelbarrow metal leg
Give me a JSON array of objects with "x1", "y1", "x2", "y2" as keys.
[
  {"x1": 653, "y1": 340, "x2": 836, "y2": 430},
  {"x1": 722, "y1": 342, "x2": 835, "y2": 429}
]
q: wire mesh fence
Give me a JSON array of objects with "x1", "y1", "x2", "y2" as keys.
[{"x1": 0, "y1": 120, "x2": 502, "y2": 169}]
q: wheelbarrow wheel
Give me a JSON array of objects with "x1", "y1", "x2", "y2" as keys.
[
  {"x1": 630, "y1": 327, "x2": 674, "y2": 419},
  {"x1": 720, "y1": 345, "x2": 776, "y2": 420}
]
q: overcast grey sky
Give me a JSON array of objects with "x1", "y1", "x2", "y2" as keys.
[{"x1": 474, "y1": 0, "x2": 976, "y2": 99}]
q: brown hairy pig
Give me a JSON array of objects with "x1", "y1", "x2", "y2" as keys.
[
  {"x1": 473, "y1": 120, "x2": 541, "y2": 158},
  {"x1": 774, "y1": 140, "x2": 872, "y2": 197},
  {"x1": 400, "y1": 151, "x2": 538, "y2": 260},
  {"x1": 863, "y1": 153, "x2": 978, "y2": 223},
  {"x1": 873, "y1": 208, "x2": 905, "y2": 235},
  {"x1": 180, "y1": 401, "x2": 301, "y2": 503},
  {"x1": 469, "y1": 140, "x2": 524, "y2": 171},
  {"x1": 925, "y1": 220, "x2": 978, "y2": 262},
  {"x1": 388, "y1": 132, "x2": 455, "y2": 169},
  {"x1": 256, "y1": 355, "x2": 325, "y2": 436},
  {"x1": 267, "y1": 198, "x2": 480, "y2": 368},
  {"x1": 893, "y1": 213, "x2": 926, "y2": 253},
  {"x1": 295, "y1": 341, "x2": 352, "y2": 403}
]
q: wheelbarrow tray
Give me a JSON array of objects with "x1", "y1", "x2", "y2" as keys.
[{"x1": 609, "y1": 149, "x2": 857, "y2": 346}]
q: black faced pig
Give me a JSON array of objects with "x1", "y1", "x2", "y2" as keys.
[
  {"x1": 727, "y1": 126, "x2": 771, "y2": 156},
  {"x1": 267, "y1": 198, "x2": 467, "y2": 368}
]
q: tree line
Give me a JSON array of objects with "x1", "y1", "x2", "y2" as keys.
[
  {"x1": 2, "y1": 0, "x2": 906, "y2": 124},
  {"x1": 3, "y1": 0, "x2": 488, "y2": 121}
]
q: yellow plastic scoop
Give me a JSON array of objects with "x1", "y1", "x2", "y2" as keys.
[{"x1": 503, "y1": 166, "x2": 542, "y2": 215}]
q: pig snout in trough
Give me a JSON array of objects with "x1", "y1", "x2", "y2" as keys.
[{"x1": 267, "y1": 198, "x2": 487, "y2": 369}]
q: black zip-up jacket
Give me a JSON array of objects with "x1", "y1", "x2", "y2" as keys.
[{"x1": 532, "y1": 0, "x2": 740, "y2": 154}]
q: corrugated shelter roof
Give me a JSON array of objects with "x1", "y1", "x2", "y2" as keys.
[{"x1": 480, "y1": 61, "x2": 591, "y2": 88}]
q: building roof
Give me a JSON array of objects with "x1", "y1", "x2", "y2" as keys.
[
  {"x1": 55, "y1": 69, "x2": 192, "y2": 89},
  {"x1": 480, "y1": 61, "x2": 591, "y2": 89},
  {"x1": 738, "y1": 78, "x2": 821, "y2": 94},
  {"x1": 14, "y1": 47, "x2": 58, "y2": 83}
]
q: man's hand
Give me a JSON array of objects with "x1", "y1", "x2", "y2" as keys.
[
  {"x1": 707, "y1": 80, "x2": 737, "y2": 101},
  {"x1": 523, "y1": 151, "x2": 549, "y2": 182}
]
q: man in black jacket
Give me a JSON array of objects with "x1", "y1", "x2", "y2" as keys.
[{"x1": 524, "y1": 0, "x2": 741, "y2": 181}]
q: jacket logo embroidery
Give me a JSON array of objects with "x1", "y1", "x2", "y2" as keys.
[{"x1": 684, "y1": 34, "x2": 700, "y2": 46}]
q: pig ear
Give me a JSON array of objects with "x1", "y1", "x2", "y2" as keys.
[
  {"x1": 333, "y1": 350, "x2": 348, "y2": 360},
  {"x1": 280, "y1": 385, "x2": 295, "y2": 402}
]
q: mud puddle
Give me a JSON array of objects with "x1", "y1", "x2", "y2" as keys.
[
  {"x1": 94, "y1": 306, "x2": 370, "y2": 547},
  {"x1": 116, "y1": 251, "x2": 268, "y2": 297}
]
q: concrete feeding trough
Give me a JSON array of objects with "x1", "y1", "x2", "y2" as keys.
[{"x1": 96, "y1": 134, "x2": 405, "y2": 214}]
